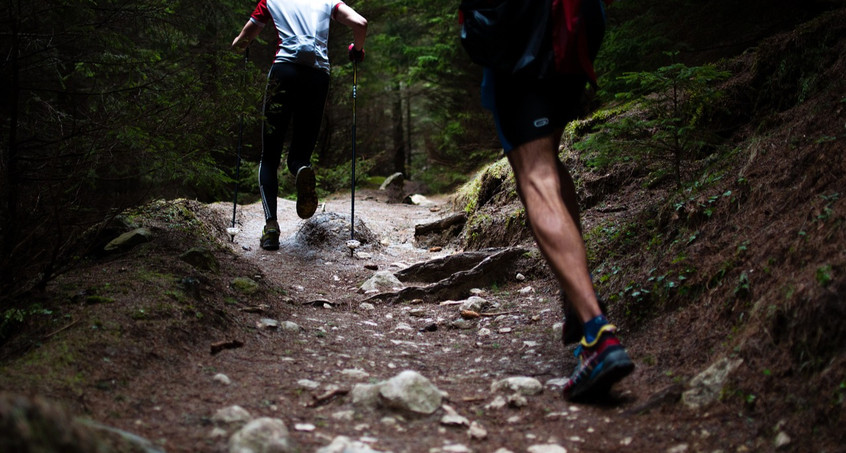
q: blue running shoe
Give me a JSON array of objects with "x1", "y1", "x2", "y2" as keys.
[{"x1": 562, "y1": 324, "x2": 634, "y2": 401}]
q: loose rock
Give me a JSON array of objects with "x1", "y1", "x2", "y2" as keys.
[
  {"x1": 491, "y1": 377, "x2": 543, "y2": 396},
  {"x1": 379, "y1": 370, "x2": 443, "y2": 415},
  {"x1": 228, "y1": 417, "x2": 293, "y2": 453},
  {"x1": 212, "y1": 405, "x2": 251, "y2": 426}
]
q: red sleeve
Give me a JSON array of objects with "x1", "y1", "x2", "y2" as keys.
[
  {"x1": 331, "y1": 2, "x2": 344, "y2": 20},
  {"x1": 250, "y1": 0, "x2": 271, "y2": 25}
]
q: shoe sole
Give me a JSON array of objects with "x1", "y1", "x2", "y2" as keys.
[
  {"x1": 260, "y1": 228, "x2": 280, "y2": 251},
  {"x1": 296, "y1": 167, "x2": 317, "y2": 219},
  {"x1": 568, "y1": 349, "x2": 634, "y2": 401},
  {"x1": 260, "y1": 239, "x2": 279, "y2": 251}
]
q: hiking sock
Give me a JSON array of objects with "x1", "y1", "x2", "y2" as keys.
[{"x1": 583, "y1": 314, "x2": 609, "y2": 344}]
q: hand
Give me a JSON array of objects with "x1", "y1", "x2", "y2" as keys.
[{"x1": 348, "y1": 43, "x2": 365, "y2": 63}]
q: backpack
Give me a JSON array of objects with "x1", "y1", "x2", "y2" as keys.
[
  {"x1": 458, "y1": 0, "x2": 552, "y2": 75},
  {"x1": 459, "y1": 0, "x2": 611, "y2": 82}
]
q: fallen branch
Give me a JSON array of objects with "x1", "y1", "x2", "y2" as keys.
[
  {"x1": 307, "y1": 388, "x2": 349, "y2": 407},
  {"x1": 210, "y1": 339, "x2": 244, "y2": 355},
  {"x1": 44, "y1": 320, "x2": 81, "y2": 339}
]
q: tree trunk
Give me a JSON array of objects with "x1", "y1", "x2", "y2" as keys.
[{"x1": 391, "y1": 81, "x2": 406, "y2": 176}]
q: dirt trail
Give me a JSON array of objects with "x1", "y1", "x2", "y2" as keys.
[
  {"x1": 0, "y1": 190, "x2": 759, "y2": 453},
  {"x1": 188, "y1": 191, "x2": 754, "y2": 453}
]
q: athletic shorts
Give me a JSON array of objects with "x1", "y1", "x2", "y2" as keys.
[{"x1": 481, "y1": 69, "x2": 587, "y2": 152}]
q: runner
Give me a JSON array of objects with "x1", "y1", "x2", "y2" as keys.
[
  {"x1": 232, "y1": 0, "x2": 367, "y2": 250},
  {"x1": 469, "y1": 0, "x2": 634, "y2": 400}
]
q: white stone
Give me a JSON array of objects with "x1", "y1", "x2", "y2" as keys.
[
  {"x1": 297, "y1": 379, "x2": 320, "y2": 390},
  {"x1": 228, "y1": 417, "x2": 292, "y2": 453},
  {"x1": 213, "y1": 373, "x2": 231, "y2": 385},
  {"x1": 280, "y1": 321, "x2": 302, "y2": 332},
  {"x1": 774, "y1": 431, "x2": 792, "y2": 449},
  {"x1": 379, "y1": 370, "x2": 443, "y2": 415},
  {"x1": 351, "y1": 383, "x2": 382, "y2": 408},
  {"x1": 359, "y1": 302, "x2": 376, "y2": 310},
  {"x1": 468, "y1": 421, "x2": 487, "y2": 440},
  {"x1": 545, "y1": 378, "x2": 567, "y2": 391},
  {"x1": 316, "y1": 436, "x2": 382, "y2": 453},
  {"x1": 485, "y1": 395, "x2": 507, "y2": 410},
  {"x1": 526, "y1": 445, "x2": 567, "y2": 453},
  {"x1": 442, "y1": 445, "x2": 472, "y2": 453},
  {"x1": 341, "y1": 368, "x2": 370, "y2": 380},
  {"x1": 331, "y1": 410, "x2": 355, "y2": 421},
  {"x1": 491, "y1": 377, "x2": 543, "y2": 395},
  {"x1": 212, "y1": 405, "x2": 251, "y2": 425},
  {"x1": 360, "y1": 271, "x2": 404, "y2": 293}
]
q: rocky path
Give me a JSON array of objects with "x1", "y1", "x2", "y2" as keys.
[{"x1": 188, "y1": 190, "x2": 733, "y2": 453}]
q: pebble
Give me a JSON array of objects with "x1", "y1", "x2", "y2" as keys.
[
  {"x1": 212, "y1": 373, "x2": 231, "y2": 385},
  {"x1": 297, "y1": 379, "x2": 320, "y2": 390},
  {"x1": 526, "y1": 445, "x2": 567, "y2": 453},
  {"x1": 468, "y1": 421, "x2": 487, "y2": 440}
]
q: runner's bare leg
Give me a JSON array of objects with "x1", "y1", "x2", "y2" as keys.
[{"x1": 507, "y1": 132, "x2": 601, "y2": 323}]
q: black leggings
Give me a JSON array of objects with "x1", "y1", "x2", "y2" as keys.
[{"x1": 259, "y1": 63, "x2": 330, "y2": 221}]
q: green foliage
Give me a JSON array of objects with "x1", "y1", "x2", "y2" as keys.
[
  {"x1": 1, "y1": 0, "x2": 259, "y2": 301},
  {"x1": 576, "y1": 54, "x2": 730, "y2": 186},
  {"x1": 312, "y1": 158, "x2": 376, "y2": 197}
]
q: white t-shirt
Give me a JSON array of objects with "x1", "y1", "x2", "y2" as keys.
[{"x1": 250, "y1": 0, "x2": 343, "y2": 73}]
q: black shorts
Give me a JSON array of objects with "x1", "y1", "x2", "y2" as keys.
[{"x1": 482, "y1": 70, "x2": 587, "y2": 152}]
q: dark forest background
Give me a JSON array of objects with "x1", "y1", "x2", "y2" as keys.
[{"x1": 1, "y1": 0, "x2": 843, "y2": 304}]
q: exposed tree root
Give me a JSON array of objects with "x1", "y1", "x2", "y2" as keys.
[{"x1": 366, "y1": 246, "x2": 530, "y2": 304}]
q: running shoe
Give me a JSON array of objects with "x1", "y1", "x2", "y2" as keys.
[
  {"x1": 260, "y1": 220, "x2": 280, "y2": 250},
  {"x1": 296, "y1": 166, "x2": 318, "y2": 219},
  {"x1": 562, "y1": 324, "x2": 634, "y2": 401}
]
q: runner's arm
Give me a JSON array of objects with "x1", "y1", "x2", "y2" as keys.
[
  {"x1": 231, "y1": 19, "x2": 264, "y2": 53},
  {"x1": 334, "y1": 3, "x2": 368, "y2": 50}
]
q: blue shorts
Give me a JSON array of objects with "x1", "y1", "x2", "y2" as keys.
[{"x1": 481, "y1": 69, "x2": 587, "y2": 152}]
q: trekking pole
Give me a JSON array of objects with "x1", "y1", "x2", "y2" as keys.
[
  {"x1": 350, "y1": 60, "x2": 357, "y2": 241},
  {"x1": 346, "y1": 60, "x2": 361, "y2": 258},
  {"x1": 227, "y1": 46, "x2": 249, "y2": 242}
]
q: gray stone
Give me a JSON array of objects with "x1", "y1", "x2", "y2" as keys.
[
  {"x1": 351, "y1": 383, "x2": 382, "y2": 408},
  {"x1": 104, "y1": 228, "x2": 153, "y2": 252},
  {"x1": 279, "y1": 321, "x2": 302, "y2": 333},
  {"x1": 228, "y1": 417, "x2": 292, "y2": 453},
  {"x1": 341, "y1": 369, "x2": 370, "y2": 380},
  {"x1": 526, "y1": 445, "x2": 568, "y2": 453},
  {"x1": 491, "y1": 377, "x2": 543, "y2": 396},
  {"x1": 178, "y1": 247, "x2": 219, "y2": 272},
  {"x1": 459, "y1": 296, "x2": 489, "y2": 313},
  {"x1": 360, "y1": 271, "x2": 403, "y2": 293},
  {"x1": 468, "y1": 421, "x2": 487, "y2": 440},
  {"x1": 317, "y1": 436, "x2": 383, "y2": 453},
  {"x1": 379, "y1": 370, "x2": 443, "y2": 415},
  {"x1": 212, "y1": 405, "x2": 252, "y2": 426},
  {"x1": 682, "y1": 357, "x2": 744, "y2": 409}
]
